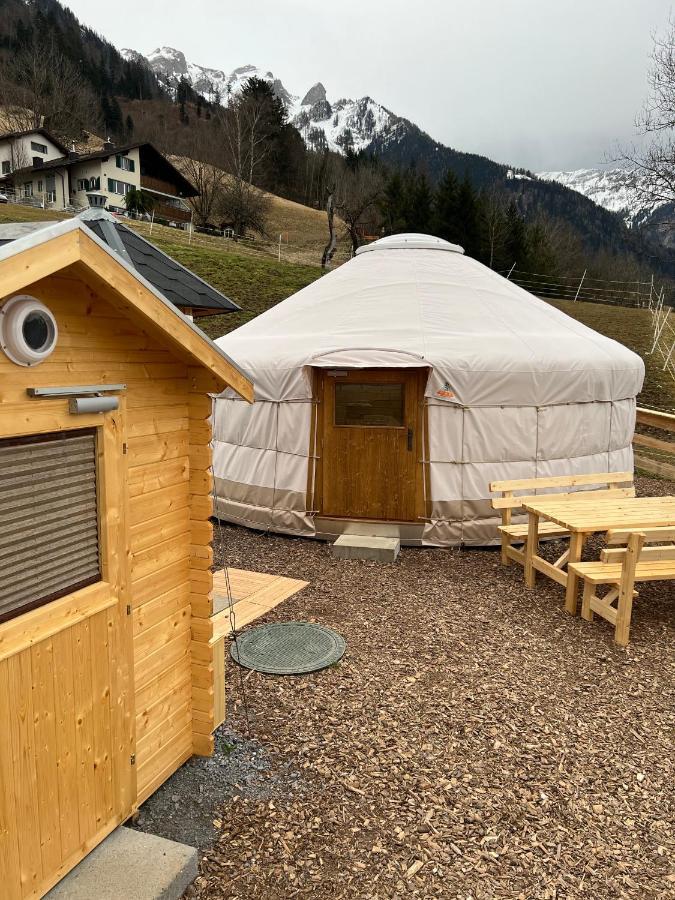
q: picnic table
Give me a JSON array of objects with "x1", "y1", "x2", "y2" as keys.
[{"x1": 521, "y1": 494, "x2": 675, "y2": 614}]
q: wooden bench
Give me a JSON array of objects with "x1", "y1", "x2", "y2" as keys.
[
  {"x1": 490, "y1": 472, "x2": 635, "y2": 568},
  {"x1": 570, "y1": 527, "x2": 675, "y2": 645}
]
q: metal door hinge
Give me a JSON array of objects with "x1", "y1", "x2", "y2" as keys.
[
  {"x1": 407, "y1": 428, "x2": 413, "y2": 451},
  {"x1": 122, "y1": 442, "x2": 128, "y2": 455},
  {"x1": 130, "y1": 753, "x2": 136, "y2": 766},
  {"x1": 126, "y1": 604, "x2": 132, "y2": 616}
]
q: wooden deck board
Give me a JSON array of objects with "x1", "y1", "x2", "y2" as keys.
[{"x1": 211, "y1": 569, "x2": 309, "y2": 640}]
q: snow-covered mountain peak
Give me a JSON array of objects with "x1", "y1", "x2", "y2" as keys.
[{"x1": 536, "y1": 166, "x2": 665, "y2": 228}]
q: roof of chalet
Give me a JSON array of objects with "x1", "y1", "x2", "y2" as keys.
[
  {"x1": 0, "y1": 210, "x2": 239, "y2": 314},
  {"x1": 0, "y1": 127, "x2": 70, "y2": 156},
  {"x1": 7, "y1": 141, "x2": 198, "y2": 197},
  {"x1": 0, "y1": 217, "x2": 252, "y2": 400}
]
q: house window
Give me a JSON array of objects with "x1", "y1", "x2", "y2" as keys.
[
  {"x1": 107, "y1": 178, "x2": 133, "y2": 196},
  {"x1": 37, "y1": 180, "x2": 44, "y2": 193},
  {"x1": 0, "y1": 429, "x2": 101, "y2": 623},
  {"x1": 116, "y1": 154, "x2": 135, "y2": 173},
  {"x1": 1, "y1": 161, "x2": 10, "y2": 175},
  {"x1": 23, "y1": 182, "x2": 33, "y2": 198},
  {"x1": 77, "y1": 178, "x2": 90, "y2": 191},
  {"x1": 30, "y1": 141, "x2": 48, "y2": 155}
]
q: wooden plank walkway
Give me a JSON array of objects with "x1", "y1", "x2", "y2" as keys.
[{"x1": 211, "y1": 568, "x2": 309, "y2": 641}]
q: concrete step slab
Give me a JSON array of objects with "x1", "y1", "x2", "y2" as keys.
[
  {"x1": 331, "y1": 534, "x2": 401, "y2": 562},
  {"x1": 46, "y1": 826, "x2": 198, "y2": 900}
]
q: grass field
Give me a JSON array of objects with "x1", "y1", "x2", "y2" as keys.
[
  {"x1": 0, "y1": 202, "x2": 672, "y2": 412},
  {"x1": 551, "y1": 300, "x2": 675, "y2": 412}
]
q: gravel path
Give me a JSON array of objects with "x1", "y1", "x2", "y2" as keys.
[{"x1": 147, "y1": 477, "x2": 674, "y2": 899}]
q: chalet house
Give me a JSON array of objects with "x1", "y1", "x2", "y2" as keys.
[
  {"x1": 0, "y1": 131, "x2": 196, "y2": 225},
  {"x1": 0, "y1": 128, "x2": 70, "y2": 179}
]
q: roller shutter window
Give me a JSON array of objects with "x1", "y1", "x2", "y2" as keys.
[{"x1": 0, "y1": 429, "x2": 101, "y2": 623}]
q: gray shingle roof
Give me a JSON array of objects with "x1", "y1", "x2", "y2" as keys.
[{"x1": 0, "y1": 213, "x2": 239, "y2": 314}]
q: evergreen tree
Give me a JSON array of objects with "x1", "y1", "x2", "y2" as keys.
[
  {"x1": 432, "y1": 170, "x2": 461, "y2": 244},
  {"x1": 525, "y1": 221, "x2": 557, "y2": 274},
  {"x1": 456, "y1": 174, "x2": 481, "y2": 258},
  {"x1": 504, "y1": 200, "x2": 529, "y2": 270},
  {"x1": 404, "y1": 171, "x2": 433, "y2": 233},
  {"x1": 125, "y1": 114, "x2": 134, "y2": 139}
]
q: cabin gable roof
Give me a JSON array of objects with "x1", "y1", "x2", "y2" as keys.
[{"x1": 0, "y1": 218, "x2": 253, "y2": 401}]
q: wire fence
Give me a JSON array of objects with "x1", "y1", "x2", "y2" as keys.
[
  {"x1": 647, "y1": 291, "x2": 675, "y2": 383},
  {"x1": 501, "y1": 267, "x2": 660, "y2": 308}
]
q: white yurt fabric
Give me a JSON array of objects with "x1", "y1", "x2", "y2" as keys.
[{"x1": 213, "y1": 234, "x2": 644, "y2": 545}]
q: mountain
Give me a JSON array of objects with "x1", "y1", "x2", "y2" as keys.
[
  {"x1": 122, "y1": 45, "x2": 674, "y2": 268},
  {"x1": 121, "y1": 47, "x2": 297, "y2": 109},
  {"x1": 537, "y1": 167, "x2": 675, "y2": 251},
  {"x1": 537, "y1": 167, "x2": 667, "y2": 228}
]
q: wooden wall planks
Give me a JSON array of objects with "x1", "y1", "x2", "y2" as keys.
[{"x1": 0, "y1": 271, "x2": 224, "y2": 894}]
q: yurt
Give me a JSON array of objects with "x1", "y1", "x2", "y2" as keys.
[{"x1": 213, "y1": 234, "x2": 644, "y2": 546}]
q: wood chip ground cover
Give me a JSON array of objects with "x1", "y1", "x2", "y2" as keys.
[{"x1": 174, "y1": 477, "x2": 674, "y2": 899}]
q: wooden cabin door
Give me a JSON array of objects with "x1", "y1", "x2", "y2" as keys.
[
  {"x1": 319, "y1": 369, "x2": 423, "y2": 521},
  {"x1": 0, "y1": 412, "x2": 135, "y2": 899}
]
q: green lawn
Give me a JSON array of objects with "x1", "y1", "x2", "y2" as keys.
[
  {"x1": 551, "y1": 300, "x2": 674, "y2": 412},
  {"x1": 145, "y1": 237, "x2": 321, "y2": 335}
]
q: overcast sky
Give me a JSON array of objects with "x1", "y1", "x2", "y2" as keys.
[{"x1": 62, "y1": 0, "x2": 670, "y2": 171}]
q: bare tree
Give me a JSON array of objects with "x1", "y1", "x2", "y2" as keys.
[
  {"x1": 0, "y1": 41, "x2": 100, "y2": 142},
  {"x1": 480, "y1": 188, "x2": 508, "y2": 269},
  {"x1": 321, "y1": 191, "x2": 338, "y2": 269},
  {"x1": 212, "y1": 89, "x2": 275, "y2": 236},
  {"x1": 177, "y1": 137, "x2": 230, "y2": 226},
  {"x1": 219, "y1": 176, "x2": 270, "y2": 236},
  {"x1": 620, "y1": 16, "x2": 675, "y2": 206},
  {"x1": 332, "y1": 161, "x2": 384, "y2": 256}
]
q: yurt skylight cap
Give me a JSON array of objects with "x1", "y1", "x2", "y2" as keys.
[{"x1": 355, "y1": 233, "x2": 464, "y2": 255}]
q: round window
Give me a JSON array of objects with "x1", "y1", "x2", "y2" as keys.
[{"x1": 0, "y1": 295, "x2": 58, "y2": 366}]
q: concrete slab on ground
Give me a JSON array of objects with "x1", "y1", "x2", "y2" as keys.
[
  {"x1": 331, "y1": 534, "x2": 400, "y2": 562},
  {"x1": 45, "y1": 826, "x2": 198, "y2": 900}
]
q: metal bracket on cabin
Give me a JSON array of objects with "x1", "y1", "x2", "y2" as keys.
[{"x1": 26, "y1": 383, "x2": 127, "y2": 398}]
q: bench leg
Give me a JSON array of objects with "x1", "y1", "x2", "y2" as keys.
[
  {"x1": 581, "y1": 580, "x2": 595, "y2": 621},
  {"x1": 615, "y1": 532, "x2": 643, "y2": 646},
  {"x1": 615, "y1": 585, "x2": 634, "y2": 646},
  {"x1": 564, "y1": 532, "x2": 585, "y2": 615},
  {"x1": 524, "y1": 512, "x2": 538, "y2": 589},
  {"x1": 500, "y1": 532, "x2": 511, "y2": 567}
]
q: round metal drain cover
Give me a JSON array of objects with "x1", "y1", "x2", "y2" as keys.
[{"x1": 231, "y1": 622, "x2": 346, "y2": 675}]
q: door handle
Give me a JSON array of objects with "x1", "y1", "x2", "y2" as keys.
[{"x1": 407, "y1": 428, "x2": 413, "y2": 451}]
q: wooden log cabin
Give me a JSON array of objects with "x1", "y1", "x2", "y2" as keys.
[{"x1": 0, "y1": 218, "x2": 253, "y2": 898}]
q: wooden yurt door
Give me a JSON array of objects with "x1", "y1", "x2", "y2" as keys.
[{"x1": 318, "y1": 369, "x2": 423, "y2": 521}]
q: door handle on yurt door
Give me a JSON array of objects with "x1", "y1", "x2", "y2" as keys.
[{"x1": 407, "y1": 428, "x2": 413, "y2": 451}]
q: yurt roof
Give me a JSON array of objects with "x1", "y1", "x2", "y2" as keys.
[{"x1": 216, "y1": 234, "x2": 644, "y2": 407}]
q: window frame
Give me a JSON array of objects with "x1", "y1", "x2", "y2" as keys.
[
  {"x1": 107, "y1": 177, "x2": 133, "y2": 196},
  {"x1": 0, "y1": 402, "x2": 125, "y2": 630},
  {"x1": 116, "y1": 154, "x2": 135, "y2": 173},
  {"x1": 333, "y1": 381, "x2": 407, "y2": 430},
  {"x1": 30, "y1": 140, "x2": 48, "y2": 154},
  {"x1": 0, "y1": 428, "x2": 101, "y2": 624}
]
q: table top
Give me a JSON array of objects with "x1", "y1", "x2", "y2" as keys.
[{"x1": 521, "y1": 494, "x2": 675, "y2": 533}]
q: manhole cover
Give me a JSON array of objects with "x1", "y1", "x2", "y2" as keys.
[{"x1": 231, "y1": 622, "x2": 346, "y2": 675}]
